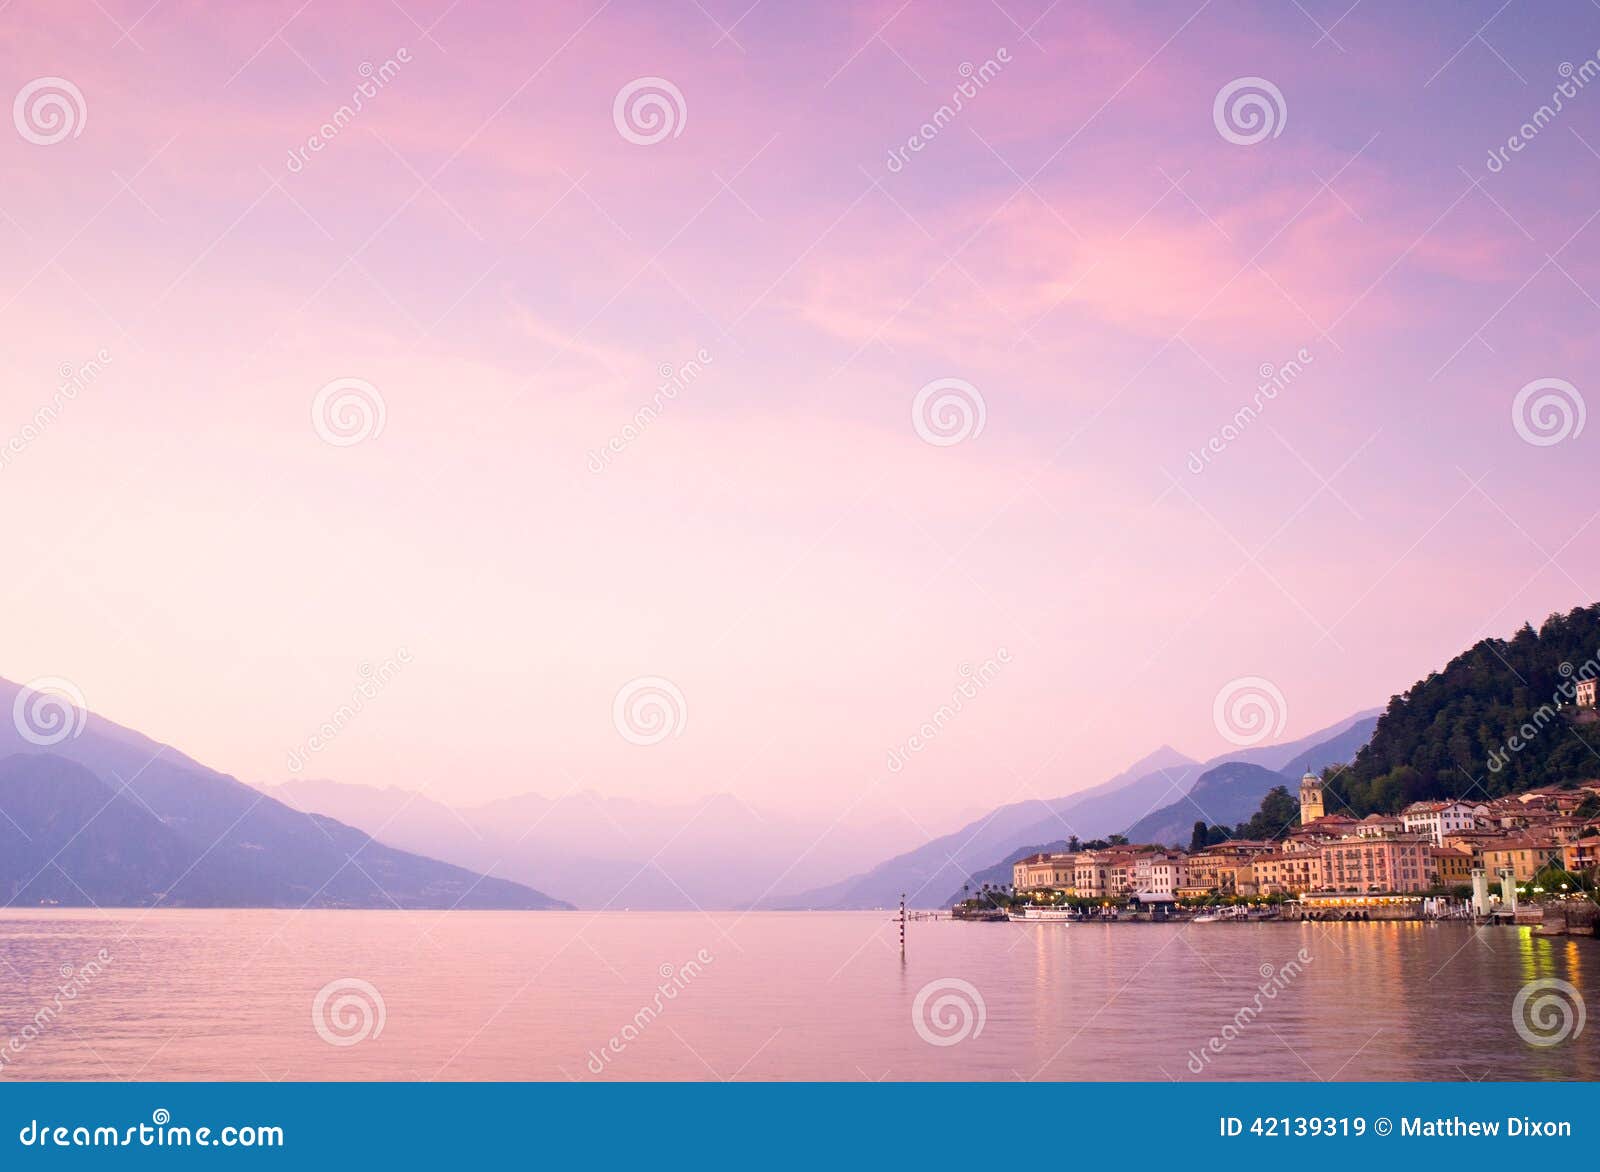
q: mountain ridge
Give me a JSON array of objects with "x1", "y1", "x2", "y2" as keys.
[
  {"x1": 778, "y1": 711, "x2": 1377, "y2": 909},
  {"x1": 0, "y1": 678, "x2": 570, "y2": 910}
]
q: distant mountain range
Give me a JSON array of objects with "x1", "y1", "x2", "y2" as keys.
[
  {"x1": 1122, "y1": 715, "x2": 1378, "y2": 846},
  {"x1": 0, "y1": 679, "x2": 568, "y2": 909},
  {"x1": 781, "y1": 711, "x2": 1380, "y2": 909},
  {"x1": 16, "y1": 607, "x2": 1593, "y2": 912},
  {"x1": 262, "y1": 780, "x2": 934, "y2": 911},
  {"x1": 0, "y1": 668, "x2": 1380, "y2": 913},
  {"x1": 937, "y1": 723, "x2": 1378, "y2": 904}
]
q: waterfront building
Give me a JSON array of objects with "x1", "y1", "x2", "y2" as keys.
[
  {"x1": 1182, "y1": 840, "x2": 1272, "y2": 893},
  {"x1": 1252, "y1": 842, "x2": 1323, "y2": 895},
  {"x1": 1481, "y1": 838, "x2": 1561, "y2": 884},
  {"x1": 1430, "y1": 846, "x2": 1474, "y2": 887},
  {"x1": 1133, "y1": 851, "x2": 1188, "y2": 896},
  {"x1": 1012, "y1": 852, "x2": 1078, "y2": 891},
  {"x1": 1444, "y1": 830, "x2": 1511, "y2": 870},
  {"x1": 1318, "y1": 835, "x2": 1432, "y2": 893},
  {"x1": 1221, "y1": 860, "x2": 1259, "y2": 896},
  {"x1": 1073, "y1": 851, "x2": 1114, "y2": 899},
  {"x1": 1108, "y1": 854, "x2": 1137, "y2": 897},
  {"x1": 1577, "y1": 677, "x2": 1597, "y2": 708}
]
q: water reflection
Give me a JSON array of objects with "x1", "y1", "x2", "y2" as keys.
[{"x1": 0, "y1": 911, "x2": 1591, "y2": 1081}]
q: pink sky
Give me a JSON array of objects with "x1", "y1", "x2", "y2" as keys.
[{"x1": 1, "y1": 0, "x2": 1597, "y2": 830}]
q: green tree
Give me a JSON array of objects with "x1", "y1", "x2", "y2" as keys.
[{"x1": 1234, "y1": 785, "x2": 1300, "y2": 840}]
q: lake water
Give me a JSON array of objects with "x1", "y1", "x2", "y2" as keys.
[{"x1": 0, "y1": 910, "x2": 1593, "y2": 1081}]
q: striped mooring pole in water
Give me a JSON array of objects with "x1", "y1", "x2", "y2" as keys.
[{"x1": 899, "y1": 893, "x2": 906, "y2": 958}]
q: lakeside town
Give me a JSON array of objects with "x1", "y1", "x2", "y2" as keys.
[{"x1": 967, "y1": 771, "x2": 1600, "y2": 932}]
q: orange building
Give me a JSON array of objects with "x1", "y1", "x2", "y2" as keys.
[
  {"x1": 1012, "y1": 852, "x2": 1077, "y2": 891},
  {"x1": 1482, "y1": 838, "x2": 1560, "y2": 884},
  {"x1": 1561, "y1": 836, "x2": 1600, "y2": 875},
  {"x1": 1252, "y1": 844, "x2": 1322, "y2": 895},
  {"x1": 1318, "y1": 836, "x2": 1432, "y2": 893},
  {"x1": 1430, "y1": 846, "x2": 1473, "y2": 887}
]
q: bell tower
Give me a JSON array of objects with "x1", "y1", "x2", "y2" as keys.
[{"x1": 1298, "y1": 770, "x2": 1325, "y2": 824}]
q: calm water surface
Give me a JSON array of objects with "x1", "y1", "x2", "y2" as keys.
[{"x1": 0, "y1": 910, "x2": 1593, "y2": 1081}]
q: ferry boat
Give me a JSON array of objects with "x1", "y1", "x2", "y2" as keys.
[{"x1": 1008, "y1": 906, "x2": 1075, "y2": 922}]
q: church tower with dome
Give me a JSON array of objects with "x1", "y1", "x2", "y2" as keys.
[{"x1": 1299, "y1": 770, "x2": 1325, "y2": 825}]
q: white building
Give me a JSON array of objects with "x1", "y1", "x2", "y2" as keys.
[
  {"x1": 1133, "y1": 852, "x2": 1188, "y2": 896},
  {"x1": 1400, "y1": 800, "x2": 1480, "y2": 846}
]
